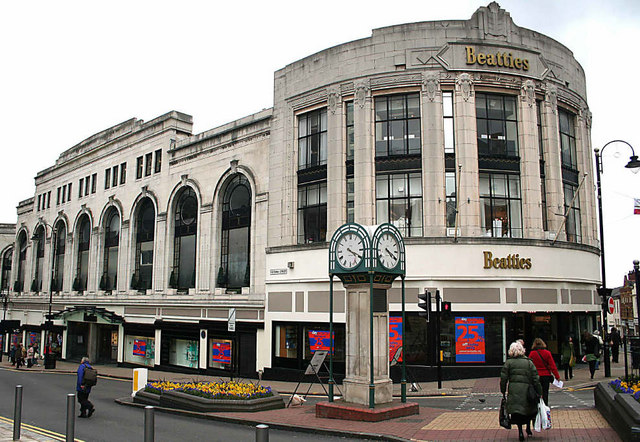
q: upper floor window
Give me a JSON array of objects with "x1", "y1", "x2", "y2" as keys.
[
  {"x1": 346, "y1": 102, "x2": 354, "y2": 160},
  {"x1": 154, "y1": 149, "x2": 162, "y2": 173},
  {"x1": 476, "y1": 93, "x2": 518, "y2": 157},
  {"x1": 445, "y1": 172, "x2": 457, "y2": 228},
  {"x1": 136, "y1": 157, "x2": 144, "y2": 179},
  {"x1": 32, "y1": 226, "x2": 45, "y2": 292},
  {"x1": 563, "y1": 183, "x2": 581, "y2": 243},
  {"x1": 52, "y1": 221, "x2": 66, "y2": 292},
  {"x1": 1, "y1": 247, "x2": 12, "y2": 291},
  {"x1": 172, "y1": 187, "x2": 198, "y2": 291},
  {"x1": 120, "y1": 163, "x2": 127, "y2": 184},
  {"x1": 376, "y1": 172, "x2": 423, "y2": 237},
  {"x1": 443, "y1": 91, "x2": 455, "y2": 154},
  {"x1": 297, "y1": 182, "x2": 327, "y2": 244},
  {"x1": 145, "y1": 153, "x2": 152, "y2": 176},
  {"x1": 15, "y1": 231, "x2": 27, "y2": 293},
  {"x1": 298, "y1": 108, "x2": 327, "y2": 170},
  {"x1": 105, "y1": 168, "x2": 111, "y2": 189},
  {"x1": 559, "y1": 109, "x2": 577, "y2": 170},
  {"x1": 375, "y1": 93, "x2": 421, "y2": 157},
  {"x1": 101, "y1": 209, "x2": 120, "y2": 292},
  {"x1": 479, "y1": 172, "x2": 522, "y2": 238},
  {"x1": 220, "y1": 176, "x2": 251, "y2": 289},
  {"x1": 91, "y1": 173, "x2": 97, "y2": 193},
  {"x1": 133, "y1": 198, "x2": 155, "y2": 291},
  {"x1": 74, "y1": 216, "x2": 91, "y2": 292}
]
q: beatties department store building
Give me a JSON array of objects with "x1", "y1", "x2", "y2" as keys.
[{"x1": 1, "y1": 3, "x2": 601, "y2": 379}]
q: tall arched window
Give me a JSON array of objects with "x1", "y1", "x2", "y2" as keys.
[
  {"x1": 101, "y1": 209, "x2": 120, "y2": 292},
  {"x1": 1, "y1": 247, "x2": 13, "y2": 291},
  {"x1": 171, "y1": 188, "x2": 197, "y2": 291},
  {"x1": 52, "y1": 221, "x2": 66, "y2": 292},
  {"x1": 133, "y1": 198, "x2": 155, "y2": 291},
  {"x1": 74, "y1": 215, "x2": 90, "y2": 292},
  {"x1": 15, "y1": 231, "x2": 27, "y2": 292},
  {"x1": 219, "y1": 175, "x2": 251, "y2": 289},
  {"x1": 32, "y1": 226, "x2": 45, "y2": 292}
]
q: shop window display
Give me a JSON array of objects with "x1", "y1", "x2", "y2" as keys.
[
  {"x1": 168, "y1": 338, "x2": 198, "y2": 368},
  {"x1": 124, "y1": 335, "x2": 155, "y2": 367},
  {"x1": 209, "y1": 338, "x2": 232, "y2": 370}
]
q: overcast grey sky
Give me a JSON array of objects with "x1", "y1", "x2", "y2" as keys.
[{"x1": 1, "y1": 0, "x2": 638, "y2": 286}]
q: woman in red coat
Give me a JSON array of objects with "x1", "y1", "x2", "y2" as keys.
[{"x1": 529, "y1": 338, "x2": 560, "y2": 406}]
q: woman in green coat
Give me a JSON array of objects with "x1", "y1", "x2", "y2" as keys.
[{"x1": 501, "y1": 341, "x2": 543, "y2": 441}]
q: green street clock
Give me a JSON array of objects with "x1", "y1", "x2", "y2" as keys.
[
  {"x1": 329, "y1": 223, "x2": 370, "y2": 276},
  {"x1": 372, "y1": 223, "x2": 405, "y2": 276}
]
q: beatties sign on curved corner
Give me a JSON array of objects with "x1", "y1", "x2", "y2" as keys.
[
  {"x1": 465, "y1": 46, "x2": 530, "y2": 71},
  {"x1": 483, "y1": 251, "x2": 532, "y2": 270}
]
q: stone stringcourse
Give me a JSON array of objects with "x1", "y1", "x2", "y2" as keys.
[
  {"x1": 594, "y1": 381, "x2": 640, "y2": 440},
  {"x1": 133, "y1": 381, "x2": 285, "y2": 412}
]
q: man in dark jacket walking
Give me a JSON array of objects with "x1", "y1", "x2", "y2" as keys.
[
  {"x1": 76, "y1": 357, "x2": 95, "y2": 418},
  {"x1": 610, "y1": 327, "x2": 621, "y2": 363}
]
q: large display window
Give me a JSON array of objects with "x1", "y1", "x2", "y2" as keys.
[
  {"x1": 209, "y1": 338, "x2": 232, "y2": 370},
  {"x1": 273, "y1": 322, "x2": 345, "y2": 371},
  {"x1": 168, "y1": 337, "x2": 198, "y2": 368},
  {"x1": 124, "y1": 334, "x2": 155, "y2": 367}
]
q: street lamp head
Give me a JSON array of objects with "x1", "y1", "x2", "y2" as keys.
[
  {"x1": 634, "y1": 259, "x2": 639, "y2": 271},
  {"x1": 625, "y1": 155, "x2": 640, "y2": 171}
]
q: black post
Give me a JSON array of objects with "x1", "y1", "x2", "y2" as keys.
[
  {"x1": 328, "y1": 274, "x2": 334, "y2": 402},
  {"x1": 594, "y1": 149, "x2": 611, "y2": 378},
  {"x1": 624, "y1": 335, "x2": 629, "y2": 381},
  {"x1": 633, "y1": 261, "x2": 640, "y2": 340},
  {"x1": 436, "y1": 290, "x2": 442, "y2": 390}
]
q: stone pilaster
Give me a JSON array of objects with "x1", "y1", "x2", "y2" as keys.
[
  {"x1": 576, "y1": 108, "x2": 597, "y2": 246},
  {"x1": 327, "y1": 86, "x2": 346, "y2": 237},
  {"x1": 422, "y1": 73, "x2": 446, "y2": 237},
  {"x1": 541, "y1": 84, "x2": 564, "y2": 240},
  {"x1": 154, "y1": 213, "x2": 167, "y2": 294},
  {"x1": 353, "y1": 80, "x2": 375, "y2": 225},
  {"x1": 198, "y1": 204, "x2": 213, "y2": 292},
  {"x1": 118, "y1": 220, "x2": 130, "y2": 293},
  {"x1": 518, "y1": 80, "x2": 544, "y2": 239},
  {"x1": 454, "y1": 73, "x2": 481, "y2": 237}
]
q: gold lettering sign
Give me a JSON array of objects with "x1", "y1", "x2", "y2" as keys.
[
  {"x1": 483, "y1": 251, "x2": 532, "y2": 270},
  {"x1": 465, "y1": 46, "x2": 529, "y2": 71}
]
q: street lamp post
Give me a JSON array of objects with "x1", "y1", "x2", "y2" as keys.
[
  {"x1": 594, "y1": 140, "x2": 640, "y2": 378},
  {"x1": 33, "y1": 222, "x2": 58, "y2": 369}
]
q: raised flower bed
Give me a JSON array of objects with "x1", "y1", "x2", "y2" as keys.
[
  {"x1": 594, "y1": 378, "x2": 640, "y2": 440},
  {"x1": 134, "y1": 380, "x2": 285, "y2": 412}
]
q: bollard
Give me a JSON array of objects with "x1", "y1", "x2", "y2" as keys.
[
  {"x1": 144, "y1": 406, "x2": 154, "y2": 442},
  {"x1": 255, "y1": 424, "x2": 269, "y2": 442},
  {"x1": 13, "y1": 385, "x2": 22, "y2": 441},
  {"x1": 66, "y1": 393, "x2": 75, "y2": 442}
]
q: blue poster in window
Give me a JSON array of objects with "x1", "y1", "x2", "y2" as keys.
[{"x1": 455, "y1": 317, "x2": 485, "y2": 363}]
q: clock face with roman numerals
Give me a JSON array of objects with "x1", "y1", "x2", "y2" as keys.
[
  {"x1": 336, "y1": 232, "x2": 364, "y2": 270},
  {"x1": 377, "y1": 232, "x2": 399, "y2": 270}
]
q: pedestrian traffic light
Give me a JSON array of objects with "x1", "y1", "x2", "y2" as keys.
[
  {"x1": 418, "y1": 290, "x2": 430, "y2": 321},
  {"x1": 441, "y1": 301, "x2": 452, "y2": 317}
]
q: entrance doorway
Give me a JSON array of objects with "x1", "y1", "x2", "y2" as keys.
[
  {"x1": 66, "y1": 322, "x2": 89, "y2": 360},
  {"x1": 97, "y1": 325, "x2": 118, "y2": 363}
]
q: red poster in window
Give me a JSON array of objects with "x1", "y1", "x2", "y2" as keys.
[
  {"x1": 211, "y1": 341, "x2": 232, "y2": 364},
  {"x1": 29, "y1": 332, "x2": 37, "y2": 345},
  {"x1": 455, "y1": 317, "x2": 485, "y2": 363},
  {"x1": 133, "y1": 339, "x2": 147, "y2": 356},
  {"x1": 389, "y1": 317, "x2": 403, "y2": 362},
  {"x1": 308, "y1": 331, "x2": 333, "y2": 353}
]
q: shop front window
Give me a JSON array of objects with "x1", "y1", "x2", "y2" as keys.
[
  {"x1": 168, "y1": 337, "x2": 199, "y2": 368},
  {"x1": 209, "y1": 338, "x2": 233, "y2": 370},
  {"x1": 124, "y1": 335, "x2": 155, "y2": 367}
]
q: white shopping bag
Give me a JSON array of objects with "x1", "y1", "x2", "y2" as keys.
[
  {"x1": 536, "y1": 397, "x2": 552, "y2": 430},
  {"x1": 552, "y1": 378, "x2": 563, "y2": 388}
]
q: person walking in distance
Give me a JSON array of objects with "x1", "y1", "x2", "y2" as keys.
[
  {"x1": 500, "y1": 341, "x2": 542, "y2": 441},
  {"x1": 583, "y1": 331, "x2": 600, "y2": 379},
  {"x1": 529, "y1": 338, "x2": 560, "y2": 406},
  {"x1": 561, "y1": 336, "x2": 575, "y2": 380},
  {"x1": 610, "y1": 327, "x2": 621, "y2": 364},
  {"x1": 76, "y1": 357, "x2": 96, "y2": 418},
  {"x1": 15, "y1": 343, "x2": 24, "y2": 369}
]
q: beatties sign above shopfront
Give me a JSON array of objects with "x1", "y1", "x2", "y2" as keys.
[
  {"x1": 465, "y1": 46, "x2": 530, "y2": 71},
  {"x1": 483, "y1": 251, "x2": 532, "y2": 270}
]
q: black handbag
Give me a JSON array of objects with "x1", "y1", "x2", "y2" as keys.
[
  {"x1": 499, "y1": 395, "x2": 511, "y2": 429},
  {"x1": 527, "y1": 383, "x2": 538, "y2": 403}
]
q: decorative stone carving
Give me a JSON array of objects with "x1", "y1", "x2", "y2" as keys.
[
  {"x1": 327, "y1": 86, "x2": 341, "y2": 114},
  {"x1": 354, "y1": 80, "x2": 369, "y2": 109},
  {"x1": 583, "y1": 108, "x2": 592, "y2": 129},
  {"x1": 180, "y1": 174, "x2": 189, "y2": 186},
  {"x1": 230, "y1": 159, "x2": 239, "y2": 174},
  {"x1": 455, "y1": 73, "x2": 474, "y2": 102},
  {"x1": 545, "y1": 84, "x2": 557, "y2": 114},
  {"x1": 422, "y1": 72, "x2": 440, "y2": 102},
  {"x1": 521, "y1": 80, "x2": 536, "y2": 107}
]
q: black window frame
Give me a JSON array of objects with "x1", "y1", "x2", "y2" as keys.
[
  {"x1": 297, "y1": 181, "x2": 327, "y2": 244},
  {"x1": 374, "y1": 92, "x2": 421, "y2": 158},
  {"x1": 297, "y1": 108, "x2": 327, "y2": 170},
  {"x1": 136, "y1": 156, "x2": 143, "y2": 179},
  {"x1": 479, "y1": 172, "x2": 523, "y2": 238},
  {"x1": 475, "y1": 92, "x2": 519, "y2": 158},
  {"x1": 375, "y1": 172, "x2": 423, "y2": 238}
]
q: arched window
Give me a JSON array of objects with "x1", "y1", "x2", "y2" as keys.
[
  {"x1": 74, "y1": 215, "x2": 90, "y2": 292},
  {"x1": 15, "y1": 231, "x2": 27, "y2": 292},
  {"x1": 101, "y1": 209, "x2": 120, "y2": 292},
  {"x1": 1, "y1": 247, "x2": 13, "y2": 291},
  {"x1": 219, "y1": 175, "x2": 251, "y2": 289},
  {"x1": 171, "y1": 188, "x2": 197, "y2": 291},
  {"x1": 32, "y1": 226, "x2": 45, "y2": 292},
  {"x1": 133, "y1": 198, "x2": 155, "y2": 291},
  {"x1": 52, "y1": 221, "x2": 66, "y2": 292}
]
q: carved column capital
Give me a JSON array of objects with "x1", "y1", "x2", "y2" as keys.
[
  {"x1": 354, "y1": 80, "x2": 369, "y2": 109},
  {"x1": 545, "y1": 84, "x2": 557, "y2": 114},
  {"x1": 455, "y1": 73, "x2": 474, "y2": 102},
  {"x1": 327, "y1": 86, "x2": 341, "y2": 114},
  {"x1": 521, "y1": 80, "x2": 536, "y2": 107},
  {"x1": 422, "y1": 72, "x2": 441, "y2": 102}
]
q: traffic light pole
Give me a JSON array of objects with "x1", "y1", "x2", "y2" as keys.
[{"x1": 436, "y1": 290, "x2": 442, "y2": 390}]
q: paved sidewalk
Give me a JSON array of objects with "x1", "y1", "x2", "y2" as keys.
[
  {"x1": 0, "y1": 418, "x2": 59, "y2": 441},
  {"x1": 1, "y1": 358, "x2": 628, "y2": 441}
]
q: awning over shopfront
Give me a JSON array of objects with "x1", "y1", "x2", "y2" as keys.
[{"x1": 51, "y1": 306, "x2": 124, "y2": 325}]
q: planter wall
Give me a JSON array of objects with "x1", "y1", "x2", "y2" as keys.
[
  {"x1": 134, "y1": 389, "x2": 285, "y2": 413},
  {"x1": 595, "y1": 382, "x2": 640, "y2": 441}
]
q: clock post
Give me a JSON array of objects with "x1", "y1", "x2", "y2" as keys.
[{"x1": 328, "y1": 223, "x2": 406, "y2": 409}]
